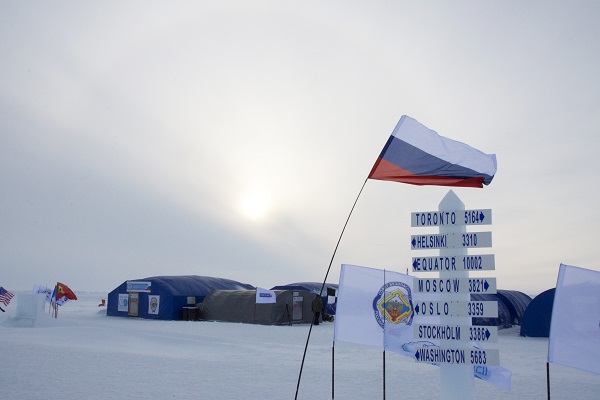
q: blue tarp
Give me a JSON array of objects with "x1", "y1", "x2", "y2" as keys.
[
  {"x1": 107, "y1": 275, "x2": 254, "y2": 320},
  {"x1": 520, "y1": 288, "x2": 555, "y2": 337}
]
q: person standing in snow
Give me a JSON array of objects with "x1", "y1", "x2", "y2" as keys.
[{"x1": 311, "y1": 294, "x2": 323, "y2": 325}]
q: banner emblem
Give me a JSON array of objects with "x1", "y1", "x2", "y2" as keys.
[{"x1": 372, "y1": 281, "x2": 413, "y2": 328}]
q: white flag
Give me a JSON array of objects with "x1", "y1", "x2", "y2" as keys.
[
  {"x1": 548, "y1": 264, "x2": 600, "y2": 375},
  {"x1": 255, "y1": 287, "x2": 276, "y2": 304},
  {"x1": 334, "y1": 264, "x2": 414, "y2": 348}
]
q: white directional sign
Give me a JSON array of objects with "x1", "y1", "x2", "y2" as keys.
[
  {"x1": 413, "y1": 300, "x2": 498, "y2": 318},
  {"x1": 414, "y1": 324, "x2": 498, "y2": 343},
  {"x1": 414, "y1": 347, "x2": 500, "y2": 366},
  {"x1": 411, "y1": 209, "x2": 492, "y2": 227},
  {"x1": 412, "y1": 254, "x2": 496, "y2": 272},
  {"x1": 414, "y1": 278, "x2": 496, "y2": 294},
  {"x1": 411, "y1": 232, "x2": 492, "y2": 250}
]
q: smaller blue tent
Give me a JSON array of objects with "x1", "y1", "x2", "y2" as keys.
[
  {"x1": 271, "y1": 282, "x2": 339, "y2": 316},
  {"x1": 520, "y1": 288, "x2": 555, "y2": 337},
  {"x1": 107, "y1": 275, "x2": 254, "y2": 320}
]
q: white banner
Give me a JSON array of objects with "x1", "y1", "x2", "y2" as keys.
[
  {"x1": 255, "y1": 287, "x2": 276, "y2": 304},
  {"x1": 334, "y1": 264, "x2": 414, "y2": 349},
  {"x1": 334, "y1": 264, "x2": 511, "y2": 391},
  {"x1": 118, "y1": 294, "x2": 128, "y2": 312},
  {"x1": 148, "y1": 295, "x2": 160, "y2": 315},
  {"x1": 548, "y1": 264, "x2": 600, "y2": 375}
]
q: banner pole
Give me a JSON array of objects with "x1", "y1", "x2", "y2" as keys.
[
  {"x1": 546, "y1": 362, "x2": 551, "y2": 400},
  {"x1": 294, "y1": 178, "x2": 368, "y2": 400},
  {"x1": 332, "y1": 340, "x2": 335, "y2": 400},
  {"x1": 383, "y1": 269, "x2": 386, "y2": 400},
  {"x1": 383, "y1": 350, "x2": 386, "y2": 400}
]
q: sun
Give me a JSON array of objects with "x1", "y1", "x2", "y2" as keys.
[{"x1": 239, "y1": 192, "x2": 269, "y2": 221}]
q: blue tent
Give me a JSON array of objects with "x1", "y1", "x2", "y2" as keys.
[
  {"x1": 107, "y1": 275, "x2": 254, "y2": 320},
  {"x1": 470, "y1": 290, "x2": 531, "y2": 328},
  {"x1": 270, "y1": 282, "x2": 339, "y2": 316},
  {"x1": 496, "y1": 289, "x2": 532, "y2": 325},
  {"x1": 520, "y1": 288, "x2": 555, "y2": 337}
]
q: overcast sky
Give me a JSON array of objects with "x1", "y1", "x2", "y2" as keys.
[{"x1": 1, "y1": 1, "x2": 599, "y2": 296}]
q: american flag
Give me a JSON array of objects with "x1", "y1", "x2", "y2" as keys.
[{"x1": 0, "y1": 287, "x2": 14, "y2": 306}]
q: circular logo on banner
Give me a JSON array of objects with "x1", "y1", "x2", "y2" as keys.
[{"x1": 372, "y1": 281, "x2": 413, "y2": 328}]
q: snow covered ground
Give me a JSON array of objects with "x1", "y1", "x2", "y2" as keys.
[{"x1": 1, "y1": 292, "x2": 598, "y2": 399}]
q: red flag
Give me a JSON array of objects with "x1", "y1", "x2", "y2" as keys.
[{"x1": 56, "y1": 282, "x2": 77, "y2": 300}]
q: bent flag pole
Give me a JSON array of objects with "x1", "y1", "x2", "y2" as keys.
[
  {"x1": 294, "y1": 115, "x2": 497, "y2": 399},
  {"x1": 369, "y1": 115, "x2": 497, "y2": 188}
]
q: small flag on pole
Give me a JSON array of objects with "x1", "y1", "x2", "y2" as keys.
[
  {"x1": 255, "y1": 287, "x2": 276, "y2": 304},
  {"x1": 0, "y1": 287, "x2": 14, "y2": 306},
  {"x1": 548, "y1": 264, "x2": 600, "y2": 375},
  {"x1": 368, "y1": 115, "x2": 497, "y2": 188},
  {"x1": 55, "y1": 282, "x2": 77, "y2": 306}
]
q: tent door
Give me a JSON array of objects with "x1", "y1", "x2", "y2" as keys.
[
  {"x1": 128, "y1": 292, "x2": 139, "y2": 316},
  {"x1": 292, "y1": 296, "x2": 303, "y2": 320}
]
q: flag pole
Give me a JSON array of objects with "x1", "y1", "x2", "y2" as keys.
[
  {"x1": 332, "y1": 340, "x2": 335, "y2": 400},
  {"x1": 383, "y1": 350, "x2": 386, "y2": 400},
  {"x1": 54, "y1": 283, "x2": 58, "y2": 319},
  {"x1": 546, "y1": 362, "x2": 551, "y2": 400},
  {"x1": 383, "y1": 269, "x2": 386, "y2": 400},
  {"x1": 294, "y1": 177, "x2": 369, "y2": 400}
]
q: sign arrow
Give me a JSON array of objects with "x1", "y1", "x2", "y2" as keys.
[
  {"x1": 484, "y1": 280, "x2": 489, "y2": 291},
  {"x1": 479, "y1": 211, "x2": 485, "y2": 222},
  {"x1": 411, "y1": 238, "x2": 417, "y2": 247},
  {"x1": 415, "y1": 350, "x2": 420, "y2": 361},
  {"x1": 415, "y1": 304, "x2": 420, "y2": 314},
  {"x1": 485, "y1": 329, "x2": 491, "y2": 340}
]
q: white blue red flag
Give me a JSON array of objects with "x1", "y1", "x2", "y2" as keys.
[
  {"x1": 548, "y1": 264, "x2": 600, "y2": 375},
  {"x1": 369, "y1": 116, "x2": 497, "y2": 188}
]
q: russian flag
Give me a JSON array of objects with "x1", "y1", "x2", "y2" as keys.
[{"x1": 369, "y1": 116, "x2": 497, "y2": 188}]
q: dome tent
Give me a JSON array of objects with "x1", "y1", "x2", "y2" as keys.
[
  {"x1": 520, "y1": 288, "x2": 555, "y2": 337},
  {"x1": 470, "y1": 289, "x2": 531, "y2": 328},
  {"x1": 198, "y1": 289, "x2": 315, "y2": 325},
  {"x1": 107, "y1": 275, "x2": 254, "y2": 320},
  {"x1": 270, "y1": 282, "x2": 339, "y2": 316},
  {"x1": 496, "y1": 289, "x2": 532, "y2": 325}
]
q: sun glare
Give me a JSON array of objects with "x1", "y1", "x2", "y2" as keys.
[{"x1": 239, "y1": 192, "x2": 269, "y2": 221}]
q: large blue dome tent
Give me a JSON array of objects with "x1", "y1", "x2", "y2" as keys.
[
  {"x1": 520, "y1": 288, "x2": 555, "y2": 337},
  {"x1": 107, "y1": 275, "x2": 254, "y2": 320}
]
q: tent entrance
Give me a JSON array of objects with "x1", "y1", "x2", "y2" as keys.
[
  {"x1": 128, "y1": 292, "x2": 139, "y2": 316},
  {"x1": 292, "y1": 295, "x2": 303, "y2": 320}
]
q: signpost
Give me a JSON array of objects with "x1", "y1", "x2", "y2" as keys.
[
  {"x1": 414, "y1": 277, "x2": 497, "y2": 294},
  {"x1": 412, "y1": 254, "x2": 496, "y2": 272},
  {"x1": 410, "y1": 232, "x2": 493, "y2": 250},
  {"x1": 414, "y1": 347, "x2": 500, "y2": 366},
  {"x1": 410, "y1": 191, "x2": 498, "y2": 400},
  {"x1": 414, "y1": 324, "x2": 498, "y2": 343},
  {"x1": 411, "y1": 209, "x2": 492, "y2": 227}
]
